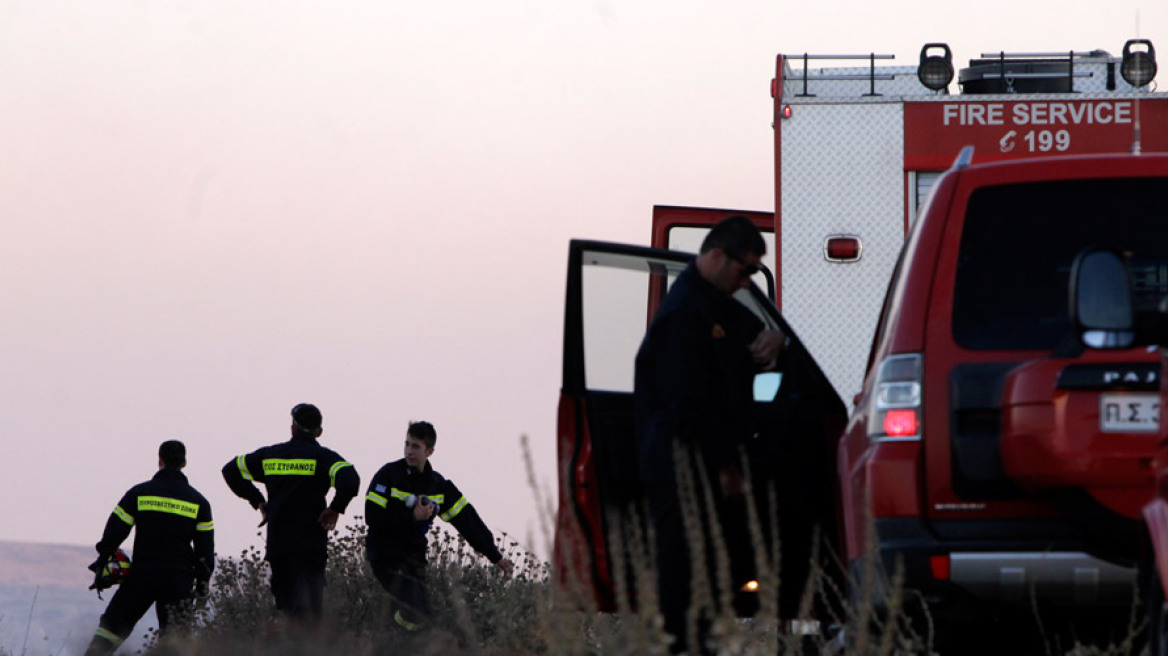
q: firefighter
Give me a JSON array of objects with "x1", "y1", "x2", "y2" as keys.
[
  {"x1": 84, "y1": 440, "x2": 214, "y2": 655},
  {"x1": 634, "y1": 215, "x2": 785, "y2": 654},
  {"x1": 364, "y1": 421, "x2": 514, "y2": 631},
  {"x1": 222, "y1": 402, "x2": 359, "y2": 620}
]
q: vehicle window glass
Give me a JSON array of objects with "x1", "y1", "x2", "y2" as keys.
[
  {"x1": 953, "y1": 177, "x2": 1168, "y2": 350},
  {"x1": 731, "y1": 286, "x2": 781, "y2": 331},
  {"x1": 582, "y1": 251, "x2": 784, "y2": 396},
  {"x1": 915, "y1": 171, "x2": 943, "y2": 211},
  {"x1": 582, "y1": 252, "x2": 684, "y2": 392},
  {"x1": 667, "y1": 226, "x2": 776, "y2": 291}
]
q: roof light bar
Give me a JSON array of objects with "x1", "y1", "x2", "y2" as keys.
[
  {"x1": 918, "y1": 43, "x2": 954, "y2": 92},
  {"x1": 1121, "y1": 39, "x2": 1157, "y2": 88}
]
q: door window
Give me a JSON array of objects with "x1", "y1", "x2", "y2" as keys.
[
  {"x1": 953, "y1": 177, "x2": 1168, "y2": 350},
  {"x1": 580, "y1": 248, "x2": 785, "y2": 396},
  {"x1": 581, "y1": 250, "x2": 685, "y2": 392},
  {"x1": 667, "y1": 226, "x2": 777, "y2": 293}
]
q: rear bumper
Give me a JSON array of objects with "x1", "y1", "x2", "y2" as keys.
[
  {"x1": 868, "y1": 518, "x2": 1137, "y2": 609},
  {"x1": 950, "y1": 551, "x2": 1134, "y2": 605}
]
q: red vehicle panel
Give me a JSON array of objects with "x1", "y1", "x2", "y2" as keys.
[{"x1": 903, "y1": 98, "x2": 1168, "y2": 169}]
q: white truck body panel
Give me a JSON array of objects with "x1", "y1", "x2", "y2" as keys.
[{"x1": 780, "y1": 101, "x2": 905, "y2": 401}]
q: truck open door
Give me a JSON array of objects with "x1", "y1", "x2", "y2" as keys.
[{"x1": 554, "y1": 238, "x2": 848, "y2": 617}]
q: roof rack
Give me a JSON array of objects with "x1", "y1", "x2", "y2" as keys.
[
  {"x1": 784, "y1": 53, "x2": 896, "y2": 97},
  {"x1": 961, "y1": 51, "x2": 1094, "y2": 94}
]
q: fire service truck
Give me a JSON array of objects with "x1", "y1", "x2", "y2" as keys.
[
  {"x1": 653, "y1": 39, "x2": 1168, "y2": 405},
  {"x1": 556, "y1": 39, "x2": 1168, "y2": 650}
]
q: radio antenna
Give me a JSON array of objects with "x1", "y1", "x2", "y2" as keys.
[
  {"x1": 1133, "y1": 93, "x2": 1142, "y2": 155},
  {"x1": 1133, "y1": 10, "x2": 1143, "y2": 155}
]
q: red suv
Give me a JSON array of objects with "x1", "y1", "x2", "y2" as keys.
[{"x1": 839, "y1": 151, "x2": 1168, "y2": 640}]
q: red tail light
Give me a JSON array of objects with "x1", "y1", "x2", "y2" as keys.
[
  {"x1": 868, "y1": 353, "x2": 922, "y2": 443},
  {"x1": 883, "y1": 409, "x2": 919, "y2": 437},
  {"x1": 824, "y1": 235, "x2": 862, "y2": 262},
  {"x1": 929, "y1": 554, "x2": 951, "y2": 580}
]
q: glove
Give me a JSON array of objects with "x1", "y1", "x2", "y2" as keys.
[
  {"x1": 87, "y1": 554, "x2": 110, "y2": 575},
  {"x1": 87, "y1": 554, "x2": 112, "y2": 596}
]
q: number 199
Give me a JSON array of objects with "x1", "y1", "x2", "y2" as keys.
[{"x1": 1024, "y1": 129, "x2": 1071, "y2": 152}]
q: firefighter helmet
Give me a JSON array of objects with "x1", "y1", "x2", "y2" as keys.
[{"x1": 89, "y1": 549, "x2": 132, "y2": 591}]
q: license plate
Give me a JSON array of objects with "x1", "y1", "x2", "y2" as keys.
[{"x1": 1100, "y1": 393, "x2": 1161, "y2": 433}]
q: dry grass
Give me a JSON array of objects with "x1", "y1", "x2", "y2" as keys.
[{"x1": 56, "y1": 436, "x2": 1148, "y2": 656}]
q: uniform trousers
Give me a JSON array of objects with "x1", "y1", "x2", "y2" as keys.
[
  {"x1": 268, "y1": 551, "x2": 326, "y2": 618},
  {"x1": 85, "y1": 574, "x2": 192, "y2": 655},
  {"x1": 370, "y1": 556, "x2": 428, "y2": 628}
]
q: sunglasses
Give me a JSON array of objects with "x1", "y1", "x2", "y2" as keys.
[{"x1": 726, "y1": 251, "x2": 760, "y2": 277}]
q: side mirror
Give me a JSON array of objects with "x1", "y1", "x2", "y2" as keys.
[{"x1": 1069, "y1": 247, "x2": 1135, "y2": 349}]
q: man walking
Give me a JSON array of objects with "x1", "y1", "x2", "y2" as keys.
[
  {"x1": 634, "y1": 215, "x2": 785, "y2": 654},
  {"x1": 85, "y1": 440, "x2": 214, "y2": 655},
  {"x1": 222, "y1": 403, "x2": 359, "y2": 620},
  {"x1": 364, "y1": 421, "x2": 514, "y2": 631}
]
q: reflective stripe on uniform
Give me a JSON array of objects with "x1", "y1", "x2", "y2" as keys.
[
  {"x1": 138, "y1": 496, "x2": 199, "y2": 519},
  {"x1": 262, "y1": 459, "x2": 316, "y2": 476},
  {"x1": 196, "y1": 521, "x2": 214, "y2": 532},
  {"x1": 95, "y1": 627, "x2": 123, "y2": 646},
  {"x1": 394, "y1": 610, "x2": 422, "y2": 631},
  {"x1": 113, "y1": 505, "x2": 135, "y2": 526},
  {"x1": 329, "y1": 461, "x2": 353, "y2": 487},
  {"x1": 440, "y1": 496, "x2": 468, "y2": 522},
  {"x1": 427, "y1": 494, "x2": 446, "y2": 504},
  {"x1": 237, "y1": 455, "x2": 254, "y2": 481},
  {"x1": 366, "y1": 491, "x2": 388, "y2": 508},
  {"x1": 389, "y1": 488, "x2": 411, "y2": 502}
]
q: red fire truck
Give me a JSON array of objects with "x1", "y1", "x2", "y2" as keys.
[
  {"x1": 556, "y1": 39, "x2": 1168, "y2": 649},
  {"x1": 653, "y1": 40, "x2": 1168, "y2": 404}
]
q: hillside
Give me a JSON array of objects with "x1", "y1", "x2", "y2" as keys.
[
  {"x1": 0, "y1": 541, "x2": 94, "y2": 587},
  {"x1": 0, "y1": 541, "x2": 150, "y2": 656}
]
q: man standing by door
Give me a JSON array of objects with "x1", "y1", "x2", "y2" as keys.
[{"x1": 634, "y1": 216, "x2": 785, "y2": 654}]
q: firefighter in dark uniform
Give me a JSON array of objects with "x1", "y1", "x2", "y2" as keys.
[
  {"x1": 634, "y1": 216, "x2": 785, "y2": 654},
  {"x1": 84, "y1": 440, "x2": 214, "y2": 655},
  {"x1": 364, "y1": 421, "x2": 514, "y2": 631},
  {"x1": 222, "y1": 402, "x2": 360, "y2": 620}
]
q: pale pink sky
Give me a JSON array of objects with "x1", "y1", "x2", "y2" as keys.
[{"x1": 3, "y1": 1, "x2": 1166, "y2": 561}]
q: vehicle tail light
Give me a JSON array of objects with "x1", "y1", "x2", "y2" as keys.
[
  {"x1": 883, "y1": 408, "x2": 919, "y2": 437},
  {"x1": 929, "y1": 554, "x2": 951, "y2": 580},
  {"x1": 868, "y1": 353, "x2": 922, "y2": 442},
  {"x1": 824, "y1": 235, "x2": 862, "y2": 262}
]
